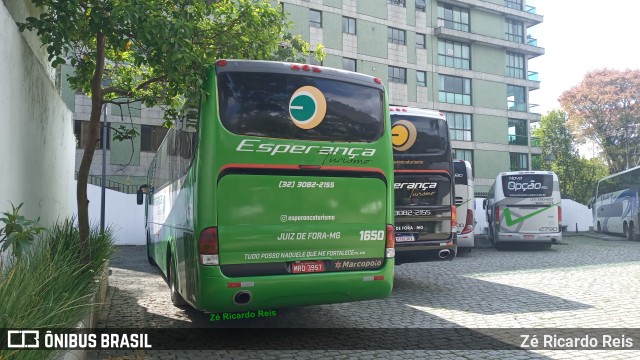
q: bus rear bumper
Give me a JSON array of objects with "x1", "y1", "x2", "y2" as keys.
[
  {"x1": 194, "y1": 261, "x2": 394, "y2": 313},
  {"x1": 456, "y1": 233, "x2": 474, "y2": 248},
  {"x1": 496, "y1": 232, "x2": 562, "y2": 243},
  {"x1": 395, "y1": 241, "x2": 457, "y2": 264}
]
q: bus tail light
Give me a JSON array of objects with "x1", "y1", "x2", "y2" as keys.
[
  {"x1": 199, "y1": 227, "x2": 219, "y2": 265},
  {"x1": 385, "y1": 224, "x2": 395, "y2": 258},
  {"x1": 451, "y1": 205, "x2": 457, "y2": 232},
  {"x1": 558, "y1": 206, "x2": 562, "y2": 226},
  {"x1": 495, "y1": 207, "x2": 500, "y2": 224},
  {"x1": 461, "y1": 209, "x2": 474, "y2": 234}
]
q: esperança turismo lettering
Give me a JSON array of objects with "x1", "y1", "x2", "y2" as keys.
[{"x1": 236, "y1": 139, "x2": 376, "y2": 159}]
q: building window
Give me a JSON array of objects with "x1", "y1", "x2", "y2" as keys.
[
  {"x1": 342, "y1": 16, "x2": 356, "y2": 34},
  {"x1": 438, "y1": 3, "x2": 470, "y2": 32},
  {"x1": 416, "y1": 0, "x2": 426, "y2": 11},
  {"x1": 416, "y1": 71, "x2": 426, "y2": 87},
  {"x1": 388, "y1": 66, "x2": 407, "y2": 84},
  {"x1": 454, "y1": 149, "x2": 473, "y2": 167},
  {"x1": 508, "y1": 118, "x2": 528, "y2": 145},
  {"x1": 505, "y1": 0, "x2": 523, "y2": 10},
  {"x1": 439, "y1": 75, "x2": 471, "y2": 105},
  {"x1": 510, "y1": 152, "x2": 528, "y2": 171},
  {"x1": 387, "y1": 0, "x2": 406, "y2": 7},
  {"x1": 343, "y1": 58, "x2": 357, "y2": 72},
  {"x1": 141, "y1": 125, "x2": 169, "y2": 152},
  {"x1": 506, "y1": 52, "x2": 525, "y2": 79},
  {"x1": 438, "y1": 40, "x2": 470, "y2": 70},
  {"x1": 445, "y1": 112, "x2": 472, "y2": 141},
  {"x1": 505, "y1": 19, "x2": 524, "y2": 43},
  {"x1": 416, "y1": 33, "x2": 426, "y2": 49},
  {"x1": 388, "y1": 27, "x2": 406, "y2": 45},
  {"x1": 74, "y1": 120, "x2": 110, "y2": 149},
  {"x1": 507, "y1": 85, "x2": 526, "y2": 111},
  {"x1": 310, "y1": 9, "x2": 322, "y2": 28}
]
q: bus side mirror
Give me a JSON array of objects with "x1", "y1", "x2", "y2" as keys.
[
  {"x1": 137, "y1": 184, "x2": 148, "y2": 205},
  {"x1": 482, "y1": 199, "x2": 487, "y2": 210}
]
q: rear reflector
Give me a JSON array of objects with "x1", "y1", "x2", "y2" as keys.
[
  {"x1": 558, "y1": 206, "x2": 562, "y2": 225},
  {"x1": 363, "y1": 276, "x2": 385, "y2": 281}
]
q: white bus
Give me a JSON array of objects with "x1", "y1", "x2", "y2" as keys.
[
  {"x1": 454, "y1": 160, "x2": 474, "y2": 252},
  {"x1": 483, "y1": 171, "x2": 562, "y2": 249},
  {"x1": 591, "y1": 165, "x2": 640, "y2": 241}
]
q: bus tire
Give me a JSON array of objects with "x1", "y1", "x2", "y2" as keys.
[
  {"x1": 628, "y1": 222, "x2": 635, "y2": 241},
  {"x1": 168, "y1": 252, "x2": 187, "y2": 307}
]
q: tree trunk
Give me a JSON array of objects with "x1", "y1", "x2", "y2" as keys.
[{"x1": 77, "y1": 32, "x2": 106, "y2": 262}]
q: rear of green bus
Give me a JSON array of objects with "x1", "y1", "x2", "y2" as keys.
[{"x1": 191, "y1": 60, "x2": 394, "y2": 312}]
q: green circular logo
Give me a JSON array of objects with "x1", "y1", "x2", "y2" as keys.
[{"x1": 289, "y1": 86, "x2": 326, "y2": 129}]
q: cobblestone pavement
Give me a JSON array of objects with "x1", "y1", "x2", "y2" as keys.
[{"x1": 87, "y1": 234, "x2": 640, "y2": 359}]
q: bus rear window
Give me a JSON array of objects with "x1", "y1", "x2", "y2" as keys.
[
  {"x1": 391, "y1": 116, "x2": 449, "y2": 155},
  {"x1": 217, "y1": 72, "x2": 384, "y2": 142},
  {"x1": 501, "y1": 174, "x2": 554, "y2": 197},
  {"x1": 454, "y1": 162, "x2": 468, "y2": 185}
]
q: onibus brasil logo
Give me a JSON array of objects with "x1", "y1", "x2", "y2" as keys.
[{"x1": 289, "y1": 86, "x2": 327, "y2": 129}]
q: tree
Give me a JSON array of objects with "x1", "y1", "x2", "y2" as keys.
[
  {"x1": 559, "y1": 69, "x2": 640, "y2": 173},
  {"x1": 533, "y1": 110, "x2": 608, "y2": 204},
  {"x1": 18, "y1": 0, "x2": 319, "y2": 258}
]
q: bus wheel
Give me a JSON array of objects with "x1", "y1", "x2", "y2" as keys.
[
  {"x1": 628, "y1": 222, "x2": 635, "y2": 241},
  {"x1": 168, "y1": 253, "x2": 187, "y2": 307}
]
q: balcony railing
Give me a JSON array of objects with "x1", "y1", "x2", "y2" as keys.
[
  {"x1": 530, "y1": 137, "x2": 541, "y2": 147},
  {"x1": 508, "y1": 134, "x2": 529, "y2": 146},
  {"x1": 508, "y1": 101, "x2": 527, "y2": 112},
  {"x1": 526, "y1": 35, "x2": 538, "y2": 46},
  {"x1": 527, "y1": 71, "x2": 539, "y2": 81},
  {"x1": 525, "y1": 5, "x2": 537, "y2": 14}
]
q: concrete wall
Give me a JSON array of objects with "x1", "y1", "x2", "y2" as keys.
[
  {"x1": 0, "y1": 1, "x2": 75, "y2": 227},
  {"x1": 73, "y1": 181, "x2": 145, "y2": 245}
]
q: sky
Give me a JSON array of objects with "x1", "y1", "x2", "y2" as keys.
[{"x1": 527, "y1": 0, "x2": 640, "y2": 115}]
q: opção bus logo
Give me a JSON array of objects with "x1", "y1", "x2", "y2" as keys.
[
  {"x1": 391, "y1": 120, "x2": 417, "y2": 151},
  {"x1": 289, "y1": 86, "x2": 327, "y2": 129},
  {"x1": 507, "y1": 180, "x2": 548, "y2": 192}
]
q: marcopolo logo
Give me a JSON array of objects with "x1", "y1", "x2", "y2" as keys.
[
  {"x1": 391, "y1": 120, "x2": 417, "y2": 151},
  {"x1": 289, "y1": 86, "x2": 327, "y2": 129}
]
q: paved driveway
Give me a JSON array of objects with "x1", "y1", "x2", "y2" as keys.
[{"x1": 89, "y1": 234, "x2": 640, "y2": 359}]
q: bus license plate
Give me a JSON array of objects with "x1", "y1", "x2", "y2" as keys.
[
  {"x1": 524, "y1": 234, "x2": 534, "y2": 239},
  {"x1": 395, "y1": 235, "x2": 415, "y2": 242},
  {"x1": 292, "y1": 261, "x2": 325, "y2": 273}
]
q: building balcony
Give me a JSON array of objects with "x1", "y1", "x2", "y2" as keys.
[
  {"x1": 434, "y1": 26, "x2": 545, "y2": 59},
  {"x1": 438, "y1": 0, "x2": 543, "y2": 27},
  {"x1": 508, "y1": 134, "x2": 528, "y2": 146}
]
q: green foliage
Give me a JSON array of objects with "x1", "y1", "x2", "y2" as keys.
[
  {"x1": 534, "y1": 110, "x2": 609, "y2": 204},
  {"x1": 0, "y1": 203, "x2": 45, "y2": 262},
  {"x1": 0, "y1": 219, "x2": 114, "y2": 360}
]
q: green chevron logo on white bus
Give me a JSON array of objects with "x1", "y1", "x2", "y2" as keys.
[{"x1": 289, "y1": 86, "x2": 327, "y2": 129}]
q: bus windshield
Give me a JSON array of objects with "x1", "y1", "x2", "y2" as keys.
[{"x1": 218, "y1": 72, "x2": 384, "y2": 142}]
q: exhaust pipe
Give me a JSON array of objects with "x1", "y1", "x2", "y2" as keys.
[
  {"x1": 233, "y1": 291, "x2": 252, "y2": 305},
  {"x1": 438, "y1": 249, "x2": 451, "y2": 259}
]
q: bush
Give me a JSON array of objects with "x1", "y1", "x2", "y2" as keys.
[{"x1": 0, "y1": 218, "x2": 114, "y2": 360}]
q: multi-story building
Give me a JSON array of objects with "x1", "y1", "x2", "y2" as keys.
[
  {"x1": 279, "y1": 0, "x2": 544, "y2": 193},
  {"x1": 65, "y1": 0, "x2": 543, "y2": 194}
]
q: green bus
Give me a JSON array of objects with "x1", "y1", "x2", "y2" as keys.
[{"x1": 137, "y1": 60, "x2": 395, "y2": 313}]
